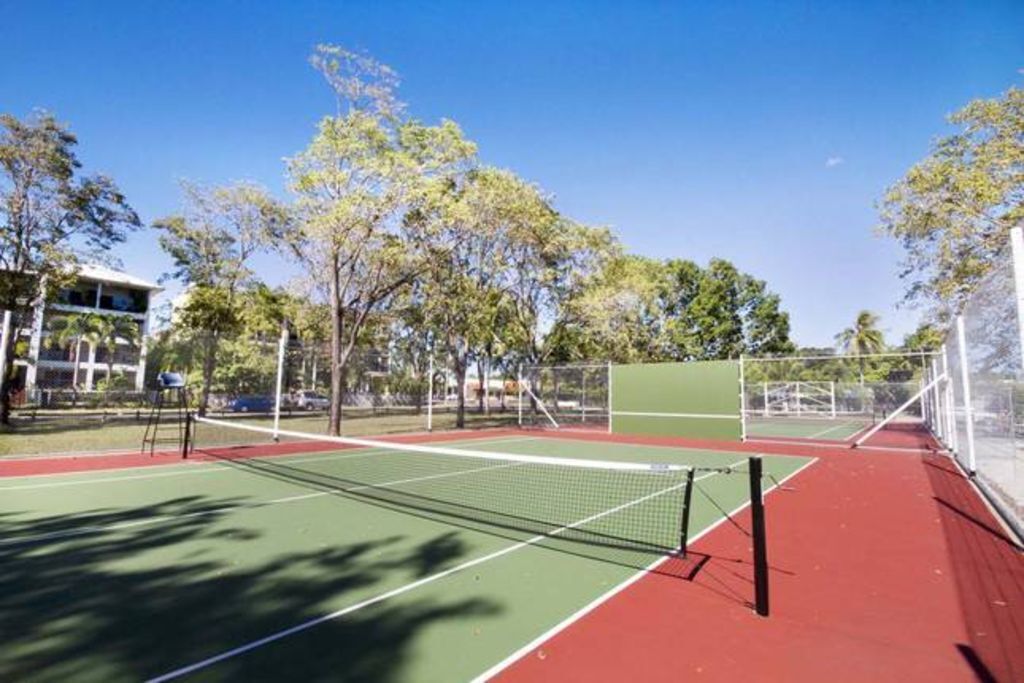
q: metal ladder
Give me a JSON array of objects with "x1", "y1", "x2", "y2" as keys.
[{"x1": 142, "y1": 372, "x2": 188, "y2": 457}]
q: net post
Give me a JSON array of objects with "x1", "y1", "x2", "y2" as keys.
[
  {"x1": 678, "y1": 467, "x2": 696, "y2": 557},
  {"x1": 749, "y1": 456, "x2": 769, "y2": 617},
  {"x1": 182, "y1": 410, "x2": 192, "y2": 459},
  {"x1": 427, "y1": 349, "x2": 434, "y2": 432},
  {"x1": 272, "y1": 320, "x2": 288, "y2": 441},
  {"x1": 955, "y1": 316, "x2": 977, "y2": 472}
]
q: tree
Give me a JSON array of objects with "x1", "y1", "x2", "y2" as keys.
[
  {"x1": 546, "y1": 254, "x2": 663, "y2": 364},
  {"x1": 835, "y1": 310, "x2": 886, "y2": 383},
  {"x1": 43, "y1": 312, "x2": 102, "y2": 389},
  {"x1": 92, "y1": 314, "x2": 141, "y2": 391},
  {"x1": 549, "y1": 255, "x2": 793, "y2": 363},
  {"x1": 154, "y1": 181, "x2": 286, "y2": 413},
  {"x1": 878, "y1": 86, "x2": 1024, "y2": 319},
  {"x1": 0, "y1": 112, "x2": 139, "y2": 422},
  {"x1": 663, "y1": 258, "x2": 792, "y2": 361},
  {"x1": 901, "y1": 323, "x2": 943, "y2": 353},
  {"x1": 284, "y1": 44, "x2": 476, "y2": 435}
]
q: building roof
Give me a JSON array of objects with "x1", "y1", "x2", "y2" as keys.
[{"x1": 77, "y1": 264, "x2": 163, "y2": 291}]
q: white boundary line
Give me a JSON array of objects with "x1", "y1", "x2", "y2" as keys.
[
  {"x1": 806, "y1": 422, "x2": 860, "y2": 440},
  {"x1": 611, "y1": 410, "x2": 739, "y2": 420},
  {"x1": 145, "y1": 460, "x2": 746, "y2": 683},
  {"x1": 742, "y1": 436, "x2": 944, "y2": 454},
  {"x1": 469, "y1": 455, "x2": 820, "y2": 682},
  {"x1": 0, "y1": 435, "x2": 541, "y2": 485}
]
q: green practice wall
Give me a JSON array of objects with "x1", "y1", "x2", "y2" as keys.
[{"x1": 611, "y1": 361, "x2": 742, "y2": 440}]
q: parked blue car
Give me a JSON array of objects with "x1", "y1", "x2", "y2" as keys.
[{"x1": 227, "y1": 395, "x2": 275, "y2": 413}]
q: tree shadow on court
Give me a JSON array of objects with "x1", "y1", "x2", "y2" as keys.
[{"x1": 0, "y1": 496, "x2": 502, "y2": 681}]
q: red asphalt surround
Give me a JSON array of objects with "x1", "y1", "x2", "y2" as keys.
[{"x1": 495, "y1": 432, "x2": 1024, "y2": 683}]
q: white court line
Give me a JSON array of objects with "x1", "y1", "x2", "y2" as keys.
[
  {"x1": 0, "y1": 435, "x2": 540, "y2": 489},
  {"x1": 145, "y1": 460, "x2": 742, "y2": 683},
  {"x1": 611, "y1": 410, "x2": 740, "y2": 420},
  {"x1": 469, "y1": 455, "x2": 820, "y2": 682},
  {"x1": 806, "y1": 422, "x2": 858, "y2": 440},
  {"x1": 1, "y1": 458, "x2": 524, "y2": 548},
  {"x1": 743, "y1": 436, "x2": 943, "y2": 454}
]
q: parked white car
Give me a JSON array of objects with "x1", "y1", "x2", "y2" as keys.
[{"x1": 293, "y1": 390, "x2": 330, "y2": 411}]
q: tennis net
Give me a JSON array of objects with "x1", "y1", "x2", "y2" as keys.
[{"x1": 188, "y1": 416, "x2": 698, "y2": 557}]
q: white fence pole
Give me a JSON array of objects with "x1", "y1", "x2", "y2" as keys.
[
  {"x1": 941, "y1": 343, "x2": 957, "y2": 454},
  {"x1": 955, "y1": 316, "x2": 977, "y2": 473},
  {"x1": 830, "y1": 380, "x2": 836, "y2": 419},
  {"x1": 1011, "y1": 227, "x2": 1024, "y2": 368},
  {"x1": 602, "y1": 360, "x2": 610, "y2": 436},
  {"x1": 272, "y1": 321, "x2": 288, "y2": 441},
  {"x1": 929, "y1": 358, "x2": 943, "y2": 441},
  {"x1": 517, "y1": 364, "x2": 523, "y2": 427},
  {"x1": 427, "y1": 351, "x2": 434, "y2": 432},
  {"x1": 581, "y1": 367, "x2": 587, "y2": 423},
  {"x1": 738, "y1": 355, "x2": 747, "y2": 441}
]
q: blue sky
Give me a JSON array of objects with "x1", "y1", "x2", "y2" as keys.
[{"x1": 2, "y1": 1, "x2": 1022, "y2": 346}]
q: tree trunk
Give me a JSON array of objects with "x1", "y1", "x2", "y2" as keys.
[
  {"x1": 0, "y1": 331, "x2": 16, "y2": 425},
  {"x1": 72, "y1": 338, "x2": 83, "y2": 389},
  {"x1": 199, "y1": 332, "x2": 216, "y2": 417},
  {"x1": 454, "y1": 356, "x2": 467, "y2": 429},
  {"x1": 328, "y1": 254, "x2": 343, "y2": 436},
  {"x1": 476, "y1": 357, "x2": 485, "y2": 414}
]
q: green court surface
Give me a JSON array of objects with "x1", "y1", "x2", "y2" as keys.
[
  {"x1": 745, "y1": 415, "x2": 870, "y2": 440},
  {"x1": 0, "y1": 434, "x2": 810, "y2": 682}
]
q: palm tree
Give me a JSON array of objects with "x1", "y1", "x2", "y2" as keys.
[
  {"x1": 93, "y1": 315, "x2": 141, "y2": 391},
  {"x1": 44, "y1": 313, "x2": 102, "y2": 389},
  {"x1": 835, "y1": 311, "x2": 886, "y2": 384}
]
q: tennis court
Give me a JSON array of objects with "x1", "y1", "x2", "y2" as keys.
[
  {"x1": 744, "y1": 414, "x2": 873, "y2": 441},
  {"x1": 0, "y1": 423, "x2": 811, "y2": 682}
]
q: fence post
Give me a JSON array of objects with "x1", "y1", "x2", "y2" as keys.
[
  {"x1": 955, "y1": 316, "x2": 977, "y2": 473},
  {"x1": 929, "y1": 358, "x2": 943, "y2": 442},
  {"x1": 517, "y1": 364, "x2": 523, "y2": 427},
  {"x1": 738, "y1": 355, "x2": 747, "y2": 441},
  {"x1": 1011, "y1": 227, "x2": 1024, "y2": 368},
  {"x1": 602, "y1": 360, "x2": 610, "y2": 436},
  {"x1": 427, "y1": 351, "x2": 434, "y2": 432},
  {"x1": 941, "y1": 343, "x2": 957, "y2": 454},
  {"x1": 581, "y1": 366, "x2": 587, "y2": 423},
  {"x1": 272, "y1": 321, "x2": 288, "y2": 441}
]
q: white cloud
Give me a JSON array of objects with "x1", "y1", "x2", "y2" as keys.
[{"x1": 825, "y1": 156, "x2": 845, "y2": 168}]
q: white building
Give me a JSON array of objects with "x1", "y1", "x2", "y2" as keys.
[{"x1": 0, "y1": 265, "x2": 162, "y2": 394}]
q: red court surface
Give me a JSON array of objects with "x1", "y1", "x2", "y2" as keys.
[{"x1": 494, "y1": 436, "x2": 1024, "y2": 682}]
